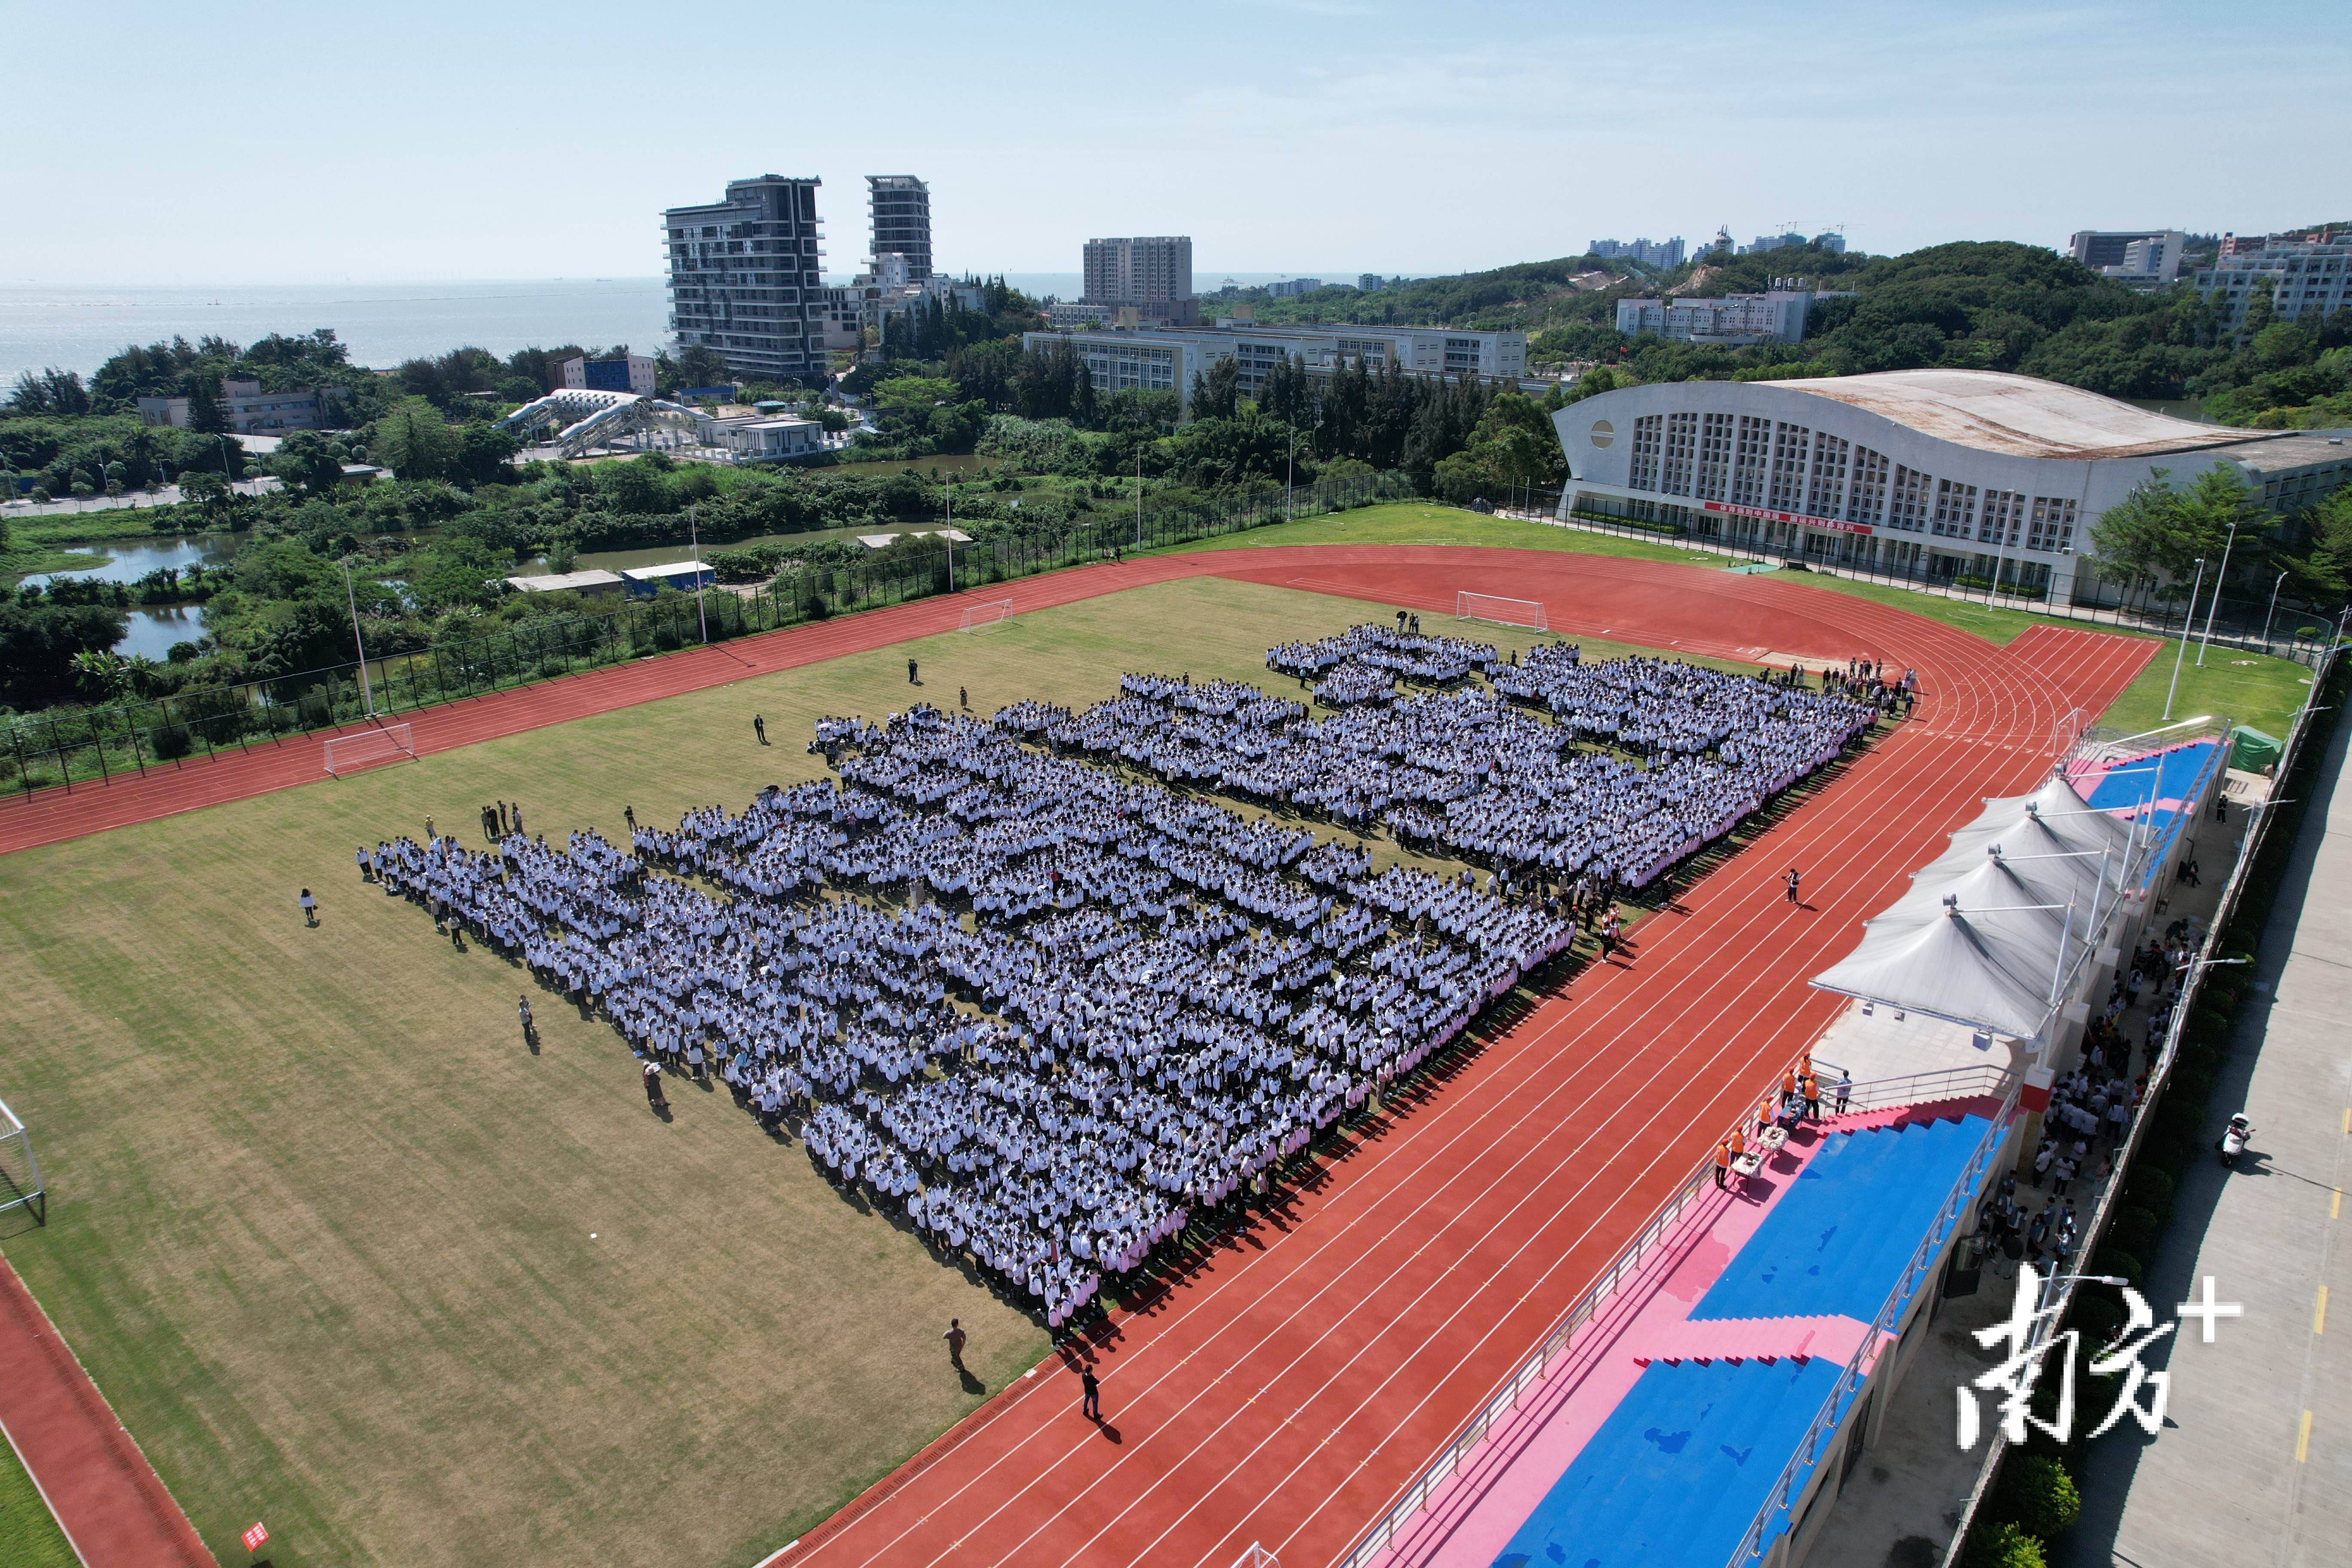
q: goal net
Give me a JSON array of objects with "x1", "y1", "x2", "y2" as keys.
[
  {"x1": 323, "y1": 722, "x2": 416, "y2": 777},
  {"x1": 0, "y1": 1096, "x2": 45, "y2": 1224},
  {"x1": 1456, "y1": 591, "x2": 1549, "y2": 632},
  {"x1": 960, "y1": 599, "x2": 1015, "y2": 634}
]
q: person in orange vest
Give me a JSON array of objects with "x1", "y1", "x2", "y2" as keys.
[
  {"x1": 1802, "y1": 1073, "x2": 1821, "y2": 1120},
  {"x1": 1714, "y1": 1139, "x2": 1734, "y2": 1190},
  {"x1": 1757, "y1": 1094, "x2": 1776, "y2": 1137},
  {"x1": 1728, "y1": 1126, "x2": 1747, "y2": 1163}
]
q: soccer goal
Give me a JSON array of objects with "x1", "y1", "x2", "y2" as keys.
[
  {"x1": 1456, "y1": 591, "x2": 1549, "y2": 632},
  {"x1": 960, "y1": 599, "x2": 1015, "y2": 634},
  {"x1": 323, "y1": 722, "x2": 416, "y2": 777},
  {"x1": 0, "y1": 1096, "x2": 45, "y2": 1225}
]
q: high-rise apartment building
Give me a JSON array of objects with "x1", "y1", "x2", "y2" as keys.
[
  {"x1": 664, "y1": 175, "x2": 827, "y2": 382},
  {"x1": 1590, "y1": 237, "x2": 1686, "y2": 269},
  {"x1": 1081, "y1": 236, "x2": 1197, "y2": 323},
  {"x1": 867, "y1": 176, "x2": 932, "y2": 282}
]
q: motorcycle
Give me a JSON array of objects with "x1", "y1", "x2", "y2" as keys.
[{"x1": 2218, "y1": 1113, "x2": 2253, "y2": 1168}]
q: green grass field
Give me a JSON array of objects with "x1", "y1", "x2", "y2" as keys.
[
  {"x1": 0, "y1": 545, "x2": 2309, "y2": 1568},
  {"x1": 0, "y1": 576, "x2": 1621, "y2": 1568},
  {"x1": 1167, "y1": 503, "x2": 2318, "y2": 738}
]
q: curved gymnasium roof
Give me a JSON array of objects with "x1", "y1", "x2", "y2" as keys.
[{"x1": 1755, "y1": 368, "x2": 2254, "y2": 462}]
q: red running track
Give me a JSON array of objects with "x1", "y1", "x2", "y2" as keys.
[
  {"x1": 0, "y1": 547, "x2": 2153, "y2": 1568},
  {"x1": 0, "y1": 1253, "x2": 214, "y2": 1567}
]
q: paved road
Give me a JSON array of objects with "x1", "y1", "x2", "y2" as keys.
[{"x1": 2064, "y1": 700, "x2": 2352, "y2": 1567}]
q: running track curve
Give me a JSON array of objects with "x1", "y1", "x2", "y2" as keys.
[{"x1": 0, "y1": 548, "x2": 2154, "y2": 1568}]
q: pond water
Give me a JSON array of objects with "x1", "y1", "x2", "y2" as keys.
[
  {"x1": 21, "y1": 536, "x2": 241, "y2": 657},
  {"x1": 17, "y1": 534, "x2": 245, "y2": 590},
  {"x1": 115, "y1": 605, "x2": 209, "y2": 661}
]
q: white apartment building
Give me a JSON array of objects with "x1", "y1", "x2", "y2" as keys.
[
  {"x1": 1615, "y1": 285, "x2": 1850, "y2": 346},
  {"x1": 1590, "y1": 237, "x2": 1686, "y2": 269},
  {"x1": 2068, "y1": 229, "x2": 2188, "y2": 287},
  {"x1": 135, "y1": 379, "x2": 342, "y2": 434},
  {"x1": 1083, "y1": 236, "x2": 1192, "y2": 305},
  {"x1": 1021, "y1": 322, "x2": 1529, "y2": 415},
  {"x1": 1553, "y1": 369, "x2": 2352, "y2": 602},
  {"x1": 664, "y1": 175, "x2": 827, "y2": 382},
  {"x1": 2194, "y1": 230, "x2": 2350, "y2": 328}
]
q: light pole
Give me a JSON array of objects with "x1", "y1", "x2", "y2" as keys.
[
  {"x1": 2261, "y1": 569, "x2": 2289, "y2": 649},
  {"x1": 340, "y1": 560, "x2": 376, "y2": 718},
  {"x1": 1135, "y1": 446, "x2": 1144, "y2": 551},
  {"x1": 2163, "y1": 557, "x2": 2206, "y2": 721},
  {"x1": 690, "y1": 510, "x2": 708, "y2": 644},
  {"x1": 1286, "y1": 423, "x2": 1296, "y2": 525},
  {"x1": 2196, "y1": 519, "x2": 2239, "y2": 666}
]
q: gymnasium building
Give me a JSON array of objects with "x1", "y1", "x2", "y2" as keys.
[{"x1": 1552, "y1": 368, "x2": 2351, "y2": 603}]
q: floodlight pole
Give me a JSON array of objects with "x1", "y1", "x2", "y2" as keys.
[
  {"x1": 2261, "y1": 570, "x2": 2288, "y2": 649},
  {"x1": 1135, "y1": 447, "x2": 1144, "y2": 550},
  {"x1": 1286, "y1": 424, "x2": 1296, "y2": 525},
  {"x1": 2197, "y1": 520, "x2": 2238, "y2": 666},
  {"x1": 690, "y1": 511, "x2": 708, "y2": 643},
  {"x1": 2163, "y1": 558, "x2": 2205, "y2": 720},
  {"x1": 340, "y1": 560, "x2": 376, "y2": 718}
]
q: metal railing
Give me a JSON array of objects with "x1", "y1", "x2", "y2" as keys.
[
  {"x1": 1723, "y1": 1072, "x2": 2024, "y2": 1567},
  {"x1": 1830, "y1": 1062, "x2": 2014, "y2": 1116},
  {"x1": 1328, "y1": 1065, "x2": 2015, "y2": 1568},
  {"x1": 1941, "y1": 631, "x2": 2346, "y2": 1560}
]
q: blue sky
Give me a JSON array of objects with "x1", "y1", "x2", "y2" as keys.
[{"x1": 6, "y1": 0, "x2": 2344, "y2": 285}]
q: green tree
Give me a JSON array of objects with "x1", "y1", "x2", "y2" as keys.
[
  {"x1": 2274, "y1": 484, "x2": 2352, "y2": 606},
  {"x1": 452, "y1": 423, "x2": 521, "y2": 488},
  {"x1": 677, "y1": 344, "x2": 730, "y2": 388},
  {"x1": 276, "y1": 430, "x2": 345, "y2": 493},
  {"x1": 2087, "y1": 471, "x2": 2185, "y2": 596},
  {"x1": 592, "y1": 455, "x2": 675, "y2": 515},
  {"x1": 371, "y1": 398, "x2": 456, "y2": 481},
  {"x1": 70, "y1": 647, "x2": 132, "y2": 703},
  {"x1": 182, "y1": 374, "x2": 228, "y2": 434},
  {"x1": 1990, "y1": 1454, "x2": 2081, "y2": 1539}
]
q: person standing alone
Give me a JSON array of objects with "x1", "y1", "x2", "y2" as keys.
[
  {"x1": 943, "y1": 1319, "x2": 968, "y2": 1369},
  {"x1": 754, "y1": 714, "x2": 768, "y2": 746},
  {"x1": 1081, "y1": 1364, "x2": 1102, "y2": 1421},
  {"x1": 1783, "y1": 866, "x2": 1802, "y2": 905},
  {"x1": 518, "y1": 994, "x2": 536, "y2": 1048}
]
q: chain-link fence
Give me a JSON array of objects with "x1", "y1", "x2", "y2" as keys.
[
  {"x1": 3, "y1": 468, "x2": 1412, "y2": 798},
  {"x1": 1512, "y1": 490, "x2": 2342, "y2": 667}
]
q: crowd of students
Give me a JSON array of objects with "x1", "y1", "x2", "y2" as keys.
[
  {"x1": 1029, "y1": 633, "x2": 1878, "y2": 888},
  {"x1": 362, "y1": 624, "x2": 1907, "y2": 1323},
  {"x1": 369, "y1": 703, "x2": 1572, "y2": 1325}
]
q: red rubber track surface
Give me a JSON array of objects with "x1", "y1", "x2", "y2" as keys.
[
  {"x1": 0, "y1": 1253, "x2": 215, "y2": 1567},
  {"x1": 0, "y1": 548, "x2": 2152, "y2": 1568}
]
